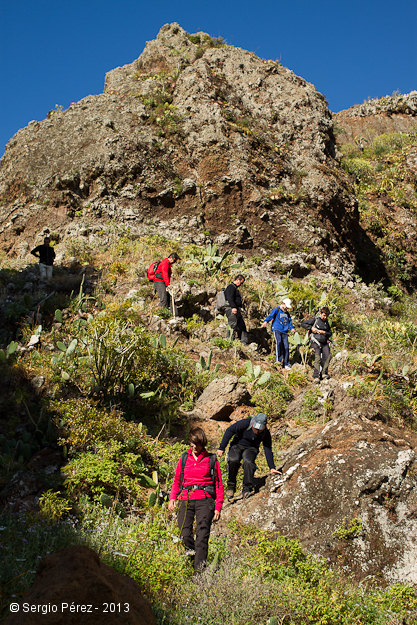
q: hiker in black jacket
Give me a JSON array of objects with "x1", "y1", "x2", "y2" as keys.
[
  {"x1": 224, "y1": 274, "x2": 248, "y2": 345},
  {"x1": 217, "y1": 414, "x2": 281, "y2": 499},
  {"x1": 300, "y1": 306, "x2": 332, "y2": 381}
]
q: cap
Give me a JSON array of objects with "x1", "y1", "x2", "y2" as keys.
[
  {"x1": 251, "y1": 413, "x2": 267, "y2": 430},
  {"x1": 282, "y1": 298, "x2": 292, "y2": 309}
]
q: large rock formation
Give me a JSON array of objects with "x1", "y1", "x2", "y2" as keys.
[
  {"x1": 3, "y1": 545, "x2": 156, "y2": 625},
  {"x1": 223, "y1": 412, "x2": 417, "y2": 585},
  {"x1": 0, "y1": 23, "x2": 368, "y2": 275},
  {"x1": 335, "y1": 91, "x2": 417, "y2": 144}
]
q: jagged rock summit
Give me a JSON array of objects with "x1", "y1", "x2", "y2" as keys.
[{"x1": 1, "y1": 23, "x2": 364, "y2": 273}]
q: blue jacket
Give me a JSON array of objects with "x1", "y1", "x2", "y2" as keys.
[{"x1": 264, "y1": 307, "x2": 294, "y2": 333}]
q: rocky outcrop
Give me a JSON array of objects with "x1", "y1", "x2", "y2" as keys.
[
  {"x1": 0, "y1": 23, "x2": 368, "y2": 276},
  {"x1": 191, "y1": 374, "x2": 250, "y2": 420},
  {"x1": 223, "y1": 412, "x2": 417, "y2": 584},
  {"x1": 335, "y1": 91, "x2": 417, "y2": 144},
  {"x1": 3, "y1": 545, "x2": 155, "y2": 625}
]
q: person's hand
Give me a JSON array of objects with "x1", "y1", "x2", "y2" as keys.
[
  {"x1": 270, "y1": 468, "x2": 282, "y2": 475},
  {"x1": 166, "y1": 285, "x2": 172, "y2": 292},
  {"x1": 232, "y1": 308, "x2": 238, "y2": 315},
  {"x1": 261, "y1": 322, "x2": 267, "y2": 328},
  {"x1": 168, "y1": 499, "x2": 177, "y2": 512},
  {"x1": 213, "y1": 510, "x2": 221, "y2": 522},
  {"x1": 291, "y1": 329, "x2": 296, "y2": 334},
  {"x1": 216, "y1": 449, "x2": 224, "y2": 458}
]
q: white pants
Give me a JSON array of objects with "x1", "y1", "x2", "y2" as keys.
[{"x1": 39, "y1": 263, "x2": 53, "y2": 280}]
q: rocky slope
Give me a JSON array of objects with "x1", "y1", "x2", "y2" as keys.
[
  {"x1": 223, "y1": 405, "x2": 417, "y2": 585},
  {"x1": 335, "y1": 91, "x2": 417, "y2": 144},
  {"x1": 335, "y1": 94, "x2": 417, "y2": 288},
  {"x1": 1, "y1": 23, "x2": 378, "y2": 279}
]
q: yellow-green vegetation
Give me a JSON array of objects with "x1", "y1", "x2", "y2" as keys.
[
  {"x1": 332, "y1": 517, "x2": 363, "y2": 541},
  {"x1": 2, "y1": 509, "x2": 417, "y2": 624},
  {"x1": 3, "y1": 226, "x2": 417, "y2": 623},
  {"x1": 341, "y1": 130, "x2": 417, "y2": 286}
]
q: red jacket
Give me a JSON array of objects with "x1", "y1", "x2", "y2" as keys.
[
  {"x1": 169, "y1": 449, "x2": 224, "y2": 511},
  {"x1": 153, "y1": 258, "x2": 172, "y2": 287}
]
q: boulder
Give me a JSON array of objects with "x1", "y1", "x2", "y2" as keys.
[
  {"x1": 192, "y1": 375, "x2": 250, "y2": 421},
  {"x1": 3, "y1": 545, "x2": 155, "y2": 625},
  {"x1": 223, "y1": 412, "x2": 417, "y2": 585}
]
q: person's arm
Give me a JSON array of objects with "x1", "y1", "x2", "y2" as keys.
[
  {"x1": 218, "y1": 423, "x2": 236, "y2": 452},
  {"x1": 218, "y1": 419, "x2": 248, "y2": 452},
  {"x1": 51, "y1": 247, "x2": 56, "y2": 261},
  {"x1": 288, "y1": 314, "x2": 295, "y2": 332},
  {"x1": 214, "y1": 459, "x2": 224, "y2": 517},
  {"x1": 31, "y1": 245, "x2": 40, "y2": 258},
  {"x1": 262, "y1": 308, "x2": 278, "y2": 326},
  {"x1": 325, "y1": 322, "x2": 332, "y2": 340},
  {"x1": 224, "y1": 284, "x2": 237, "y2": 309},
  {"x1": 300, "y1": 317, "x2": 314, "y2": 330},
  {"x1": 168, "y1": 457, "x2": 183, "y2": 510},
  {"x1": 263, "y1": 430, "x2": 276, "y2": 470},
  {"x1": 160, "y1": 259, "x2": 171, "y2": 287}
]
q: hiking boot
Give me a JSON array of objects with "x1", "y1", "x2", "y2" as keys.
[
  {"x1": 323, "y1": 373, "x2": 331, "y2": 379},
  {"x1": 313, "y1": 377, "x2": 320, "y2": 384},
  {"x1": 284, "y1": 365, "x2": 291, "y2": 370},
  {"x1": 242, "y1": 489, "x2": 254, "y2": 500},
  {"x1": 226, "y1": 489, "x2": 235, "y2": 500}
]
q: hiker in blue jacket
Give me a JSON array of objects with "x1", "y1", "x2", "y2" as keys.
[{"x1": 262, "y1": 298, "x2": 295, "y2": 370}]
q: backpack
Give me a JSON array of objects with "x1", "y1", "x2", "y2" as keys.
[
  {"x1": 147, "y1": 260, "x2": 163, "y2": 282},
  {"x1": 178, "y1": 452, "x2": 217, "y2": 498},
  {"x1": 215, "y1": 289, "x2": 228, "y2": 313}
]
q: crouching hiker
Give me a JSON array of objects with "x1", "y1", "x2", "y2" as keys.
[
  {"x1": 224, "y1": 274, "x2": 249, "y2": 345},
  {"x1": 217, "y1": 413, "x2": 281, "y2": 500},
  {"x1": 168, "y1": 427, "x2": 224, "y2": 572},
  {"x1": 300, "y1": 306, "x2": 332, "y2": 381},
  {"x1": 262, "y1": 298, "x2": 295, "y2": 370}
]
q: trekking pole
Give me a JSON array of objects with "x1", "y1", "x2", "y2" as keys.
[{"x1": 171, "y1": 287, "x2": 176, "y2": 319}]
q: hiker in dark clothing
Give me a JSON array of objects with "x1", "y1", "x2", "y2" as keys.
[
  {"x1": 31, "y1": 237, "x2": 56, "y2": 280},
  {"x1": 224, "y1": 274, "x2": 248, "y2": 344},
  {"x1": 151, "y1": 252, "x2": 180, "y2": 311},
  {"x1": 300, "y1": 306, "x2": 332, "y2": 381},
  {"x1": 169, "y1": 427, "x2": 224, "y2": 572},
  {"x1": 217, "y1": 414, "x2": 281, "y2": 499}
]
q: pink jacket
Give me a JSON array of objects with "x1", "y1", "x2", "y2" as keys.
[{"x1": 169, "y1": 449, "x2": 224, "y2": 512}]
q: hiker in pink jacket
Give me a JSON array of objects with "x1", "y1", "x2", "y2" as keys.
[{"x1": 169, "y1": 427, "x2": 224, "y2": 572}]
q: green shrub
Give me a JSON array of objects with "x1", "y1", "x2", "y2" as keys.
[
  {"x1": 62, "y1": 440, "x2": 155, "y2": 504},
  {"x1": 251, "y1": 374, "x2": 293, "y2": 418},
  {"x1": 52, "y1": 399, "x2": 147, "y2": 454},
  {"x1": 83, "y1": 315, "x2": 156, "y2": 395}
]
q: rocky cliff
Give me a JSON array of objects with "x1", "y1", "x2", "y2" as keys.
[
  {"x1": 335, "y1": 94, "x2": 417, "y2": 288},
  {"x1": 1, "y1": 23, "x2": 372, "y2": 278}
]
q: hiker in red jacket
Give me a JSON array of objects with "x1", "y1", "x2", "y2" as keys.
[
  {"x1": 169, "y1": 427, "x2": 224, "y2": 572},
  {"x1": 151, "y1": 252, "x2": 180, "y2": 311}
]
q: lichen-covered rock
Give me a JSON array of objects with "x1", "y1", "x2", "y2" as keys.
[
  {"x1": 0, "y1": 23, "x2": 364, "y2": 277},
  {"x1": 223, "y1": 412, "x2": 417, "y2": 584}
]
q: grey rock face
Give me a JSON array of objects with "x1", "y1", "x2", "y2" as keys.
[
  {"x1": 223, "y1": 412, "x2": 417, "y2": 584},
  {"x1": 0, "y1": 23, "x2": 360, "y2": 275}
]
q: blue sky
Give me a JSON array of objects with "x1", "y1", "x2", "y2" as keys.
[{"x1": 1, "y1": 0, "x2": 416, "y2": 156}]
